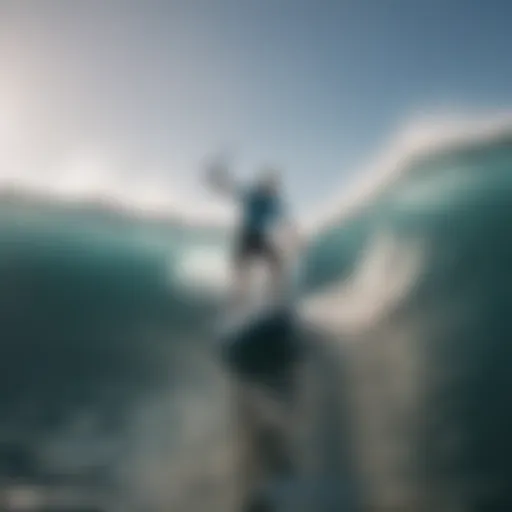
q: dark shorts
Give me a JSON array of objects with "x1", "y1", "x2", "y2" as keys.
[{"x1": 234, "y1": 229, "x2": 280, "y2": 266}]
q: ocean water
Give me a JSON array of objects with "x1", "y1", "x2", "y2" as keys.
[
  {"x1": 0, "y1": 199, "x2": 233, "y2": 511},
  {"x1": 0, "y1": 125, "x2": 512, "y2": 511},
  {"x1": 303, "y1": 135, "x2": 512, "y2": 510}
]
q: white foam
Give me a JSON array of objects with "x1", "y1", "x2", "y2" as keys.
[
  {"x1": 174, "y1": 244, "x2": 231, "y2": 296},
  {"x1": 302, "y1": 229, "x2": 426, "y2": 336},
  {"x1": 300, "y1": 110, "x2": 512, "y2": 335},
  {"x1": 303, "y1": 110, "x2": 512, "y2": 236}
]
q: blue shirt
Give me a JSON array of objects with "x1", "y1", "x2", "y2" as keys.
[{"x1": 241, "y1": 187, "x2": 283, "y2": 235}]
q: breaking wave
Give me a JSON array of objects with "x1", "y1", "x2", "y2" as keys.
[{"x1": 1, "y1": 112, "x2": 512, "y2": 510}]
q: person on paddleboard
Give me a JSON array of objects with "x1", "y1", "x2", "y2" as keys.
[{"x1": 206, "y1": 160, "x2": 299, "y2": 306}]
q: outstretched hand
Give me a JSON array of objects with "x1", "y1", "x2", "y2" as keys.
[{"x1": 203, "y1": 154, "x2": 238, "y2": 198}]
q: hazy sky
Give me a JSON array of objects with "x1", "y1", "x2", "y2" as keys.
[{"x1": 2, "y1": 0, "x2": 512, "y2": 215}]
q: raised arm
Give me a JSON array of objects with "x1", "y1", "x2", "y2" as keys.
[{"x1": 204, "y1": 158, "x2": 241, "y2": 200}]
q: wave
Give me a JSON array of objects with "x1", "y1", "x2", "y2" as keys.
[
  {"x1": 301, "y1": 113, "x2": 512, "y2": 510},
  {"x1": 3, "y1": 111, "x2": 512, "y2": 301},
  {"x1": 304, "y1": 110, "x2": 512, "y2": 233},
  {"x1": 1, "y1": 111, "x2": 512, "y2": 510},
  {"x1": 302, "y1": 111, "x2": 512, "y2": 292}
]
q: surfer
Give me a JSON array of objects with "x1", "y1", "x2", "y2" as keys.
[
  {"x1": 206, "y1": 159, "x2": 303, "y2": 511},
  {"x1": 206, "y1": 161, "x2": 299, "y2": 307}
]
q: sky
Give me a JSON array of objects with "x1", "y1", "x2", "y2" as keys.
[{"x1": 1, "y1": 0, "x2": 512, "y2": 217}]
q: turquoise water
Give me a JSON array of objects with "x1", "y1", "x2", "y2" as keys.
[
  {"x1": 0, "y1": 137, "x2": 512, "y2": 510},
  {"x1": 303, "y1": 140, "x2": 512, "y2": 510}
]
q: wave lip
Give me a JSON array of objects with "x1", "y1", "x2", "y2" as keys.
[{"x1": 304, "y1": 110, "x2": 512, "y2": 235}]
